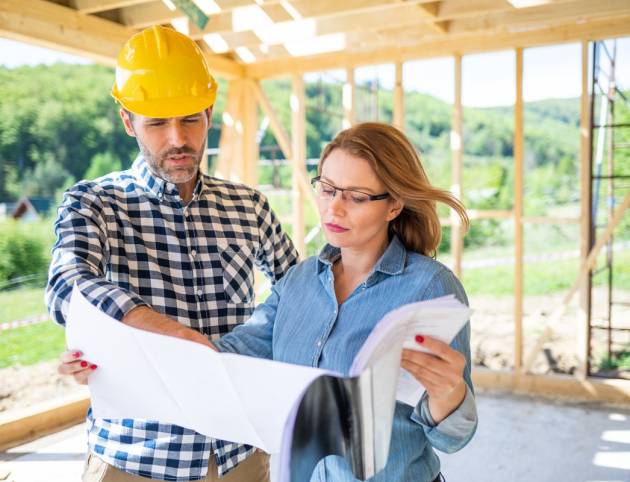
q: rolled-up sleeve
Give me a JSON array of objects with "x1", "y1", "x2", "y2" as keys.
[{"x1": 45, "y1": 183, "x2": 147, "y2": 326}]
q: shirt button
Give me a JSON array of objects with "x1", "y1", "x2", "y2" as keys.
[
  {"x1": 196, "y1": 289, "x2": 203, "y2": 299},
  {"x1": 317, "y1": 341, "x2": 322, "y2": 347},
  {"x1": 191, "y1": 249, "x2": 197, "y2": 257}
]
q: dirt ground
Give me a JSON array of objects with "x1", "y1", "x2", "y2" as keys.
[{"x1": 1, "y1": 287, "x2": 629, "y2": 415}]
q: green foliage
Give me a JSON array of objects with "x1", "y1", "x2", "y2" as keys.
[
  {"x1": 0, "y1": 220, "x2": 53, "y2": 286},
  {"x1": 597, "y1": 350, "x2": 630, "y2": 372},
  {"x1": 85, "y1": 152, "x2": 123, "y2": 180},
  {"x1": 0, "y1": 321, "x2": 65, "y2": 368}
]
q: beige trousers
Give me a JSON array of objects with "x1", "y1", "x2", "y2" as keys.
[{"x1": 82, "y1": 452, "x2": 270, "y2": 482}]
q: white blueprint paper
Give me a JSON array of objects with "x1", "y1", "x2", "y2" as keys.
[{"x1": 65, "y1": 285, "x2": 330, "y2": 454}]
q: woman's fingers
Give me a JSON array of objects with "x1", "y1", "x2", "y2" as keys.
[{"x1": 58, "y1": 349, "x2": 97, "y2": 384}]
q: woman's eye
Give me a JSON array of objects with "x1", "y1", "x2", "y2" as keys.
[
  {"x1": 351, "y1": 195, "x2": 369, "y2": 203},
  {"x1": 321, "y1": 186, "x2": 335, "y2": 195}
]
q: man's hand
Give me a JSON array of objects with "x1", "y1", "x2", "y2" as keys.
[{"x1": 58, "y1": 350, "x2": 97, "y2": 385}]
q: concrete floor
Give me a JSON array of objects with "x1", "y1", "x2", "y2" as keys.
[{"x1": 1, "y1": 392, "x2": 629, "y2": 482}]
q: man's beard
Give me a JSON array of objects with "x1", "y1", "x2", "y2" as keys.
[{"x1": 139, "y1": 139, "x2": 206, "y2": 185}]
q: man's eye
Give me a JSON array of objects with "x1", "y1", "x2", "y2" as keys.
[
  {"x1": 183, "y1": 118, "x2": 199, "y2": 123},
  {"x1": 321, "y1": 186, "x2": 335, "y2": 195}
]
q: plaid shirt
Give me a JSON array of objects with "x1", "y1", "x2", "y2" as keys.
[{"x1": 46, "y1": 157, "x2": 298, "y2": 480}]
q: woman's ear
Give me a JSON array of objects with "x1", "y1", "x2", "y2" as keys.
[{"x1": 385, "y1": 198, "x2": 404, "y2": 222}]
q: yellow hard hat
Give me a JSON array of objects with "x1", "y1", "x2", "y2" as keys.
[{"x1": 111, "y1": 25, "x2": 217, "y2": 118}]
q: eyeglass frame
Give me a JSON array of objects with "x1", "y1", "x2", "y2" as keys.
[{"x1": 310, "y1": 176, "x2": 390, "y2": 203}]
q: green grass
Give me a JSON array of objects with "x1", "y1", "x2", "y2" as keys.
[
  {"x1": 0, "y1": 320, "x2": 66, "y2": 368},
  {"x1": 463, "y1": 249, "x2": 630, "y2": 296},
  {"x1": 0, "y1": 286, "x2": 48, "y2": 324}
]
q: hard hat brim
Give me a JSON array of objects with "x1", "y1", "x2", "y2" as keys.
[{"x1": 113, "y1": 94, "x2": 216, "y2": 119}]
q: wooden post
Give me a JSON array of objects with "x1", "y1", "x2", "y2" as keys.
[
  {"x1": 450, "y1": 54, "x2": 464, "y2": 278},
  {"x1": 393, "y1": 62, "x2": 405, "y2": 130},
  {"x1": 216, "y1": 80, "x2": 242, "y2": 181},
  {"x1": 577, "y1": 40, "x2": 592, "y2": 380},
  {"x1": 514, "y1": 47, "x2": 525, "y2": 372},
  {"x1": 343, "y1": 68, "x2": 355, "y2": 129},
  {"x1": 251, "y1": 80, "x2": 318, "y2": 212},
  {"x1": 292, "y1": 74, "x2": 306, "y2": 257},
  {"x1": 242, "y1": 80, "x2": 258, "y2": 186}
]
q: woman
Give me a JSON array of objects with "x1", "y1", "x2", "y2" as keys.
[{"x1": 64, "y1": 122, "x2": 476, "y2": 481}]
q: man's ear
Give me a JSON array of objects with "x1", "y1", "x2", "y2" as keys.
[
  {"x1": 205, "y1": 107, "x2": 213, "y2": 128},
  {"x1": 119, "y1": 109, "x2": 136, "y2": 137}
]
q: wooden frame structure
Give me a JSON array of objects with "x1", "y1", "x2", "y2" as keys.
[{"x1": 2, "y1": 0, "x2": 630, "y2": 404}]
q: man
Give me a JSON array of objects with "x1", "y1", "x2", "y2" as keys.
[{"x1": 48, "y1": 25, "x2": 298, "y2": 481}]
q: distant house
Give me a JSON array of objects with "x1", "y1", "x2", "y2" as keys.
[{"x1": 11, "y1": 197, "x2": 52, "y2": 222}]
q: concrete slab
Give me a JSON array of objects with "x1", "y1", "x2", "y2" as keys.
[{"x1": 0, "y1": 392, "x2": 628, "y2": 482}]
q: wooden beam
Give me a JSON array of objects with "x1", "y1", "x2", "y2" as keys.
[
  {"x1": 245, "y1": 14, "x2": 630, "y2": 78},
  {"x1": 472, "y1": 368, "x2": 630, "y2": 405},
  {"x1": 215, "y1": 80, "x2": 243, "y2": 182},
  {"x1": 450, "y1": 54, "x2": 463, "y2": 279},
  {"x1": 0, "y1": 0, "x2": 131, "y2": 66},
  {"x1": 291, "y1": 75, "x2": 307, "y2": 257},
  {"x1": 449, "y1": 0, "x2": 630, "y2": 35},
  {"x1": 70, "y1": 0, "x2": 150, "y2": 14},
  {"x1": 514, "y1": 47, "x2": 524, "y2": 373},
  {"x1": 343, "y1": 68, "x2": 355, "y2": 129},
  {"x1": 251, "y1": 80, "x2": 317, "y2": 212},
  {"x1": 577, "y1": 40, "x2": 592, "y2": 380},
  {"x1": 523, "y1": 188, "x2": 630, "y2": 373},
  {"x1": 0, "y1": 0, "x2": 244, "y2": 78}
]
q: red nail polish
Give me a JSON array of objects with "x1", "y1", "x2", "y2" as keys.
[
  {"x1": 73, "y1": 351, "x2": 81, "y2": 358},
  {"x1": 415, "y1": 335, "x2": 425, "y2": 344},
  {"x1": 90, "y1": 364, "x2": 98, "y2": 370},
  {"x1": 80, "y1": 361, "x2": 88, "y2": 368}
]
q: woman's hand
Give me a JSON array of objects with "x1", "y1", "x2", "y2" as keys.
[
  {"x1": 401, "y1": 335, "x2": 467, "y2": 424},
  {"x1": 57, "y1": 350, "x2": 97, "y2": 385}
]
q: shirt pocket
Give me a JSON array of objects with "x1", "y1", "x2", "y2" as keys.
[{"x1": 217, "y1": 240, "x2": 255, "y2": 304}]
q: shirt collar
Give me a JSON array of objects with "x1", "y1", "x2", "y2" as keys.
[
  {"x1": 317, "y1": 235, "x2": 407, "y2": 279},
  {"x1": 131, "y1": 156, "x2": 205, "y2": 201}
]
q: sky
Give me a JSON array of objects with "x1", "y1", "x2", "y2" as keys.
[{"x1": 1, "y1": 36, "x2": 629, "y2": 107}]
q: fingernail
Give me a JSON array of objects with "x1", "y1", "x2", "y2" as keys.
[
  {"x1": 415, "y1": 335, "x2": 425, "y2": 344},
  {"x1": 80, "y1": 361, "x2": 88, "y2": 368},
  {"x1": 73, "y1": 351, "x2": 81, "y2": 358},
  {"x1": 90, "y1": 364, "x2": 98, "y2": 370}
]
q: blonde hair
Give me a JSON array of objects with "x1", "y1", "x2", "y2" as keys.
[{"x1": 318, "y1": 122, "x2": 469, "y2": 258}]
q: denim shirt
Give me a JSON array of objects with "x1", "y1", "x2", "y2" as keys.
[{"x1": 215, "y1": 236, "x2": 477, "y2": 482}]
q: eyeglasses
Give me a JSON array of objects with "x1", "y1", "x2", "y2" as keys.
[{"x1": 310, "y1": 176, "x2": 389, "y2": 205}]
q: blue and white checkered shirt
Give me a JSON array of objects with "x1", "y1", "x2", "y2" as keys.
[{"x1": 46, "y1": 157, "x2": 298, "y2": 480}]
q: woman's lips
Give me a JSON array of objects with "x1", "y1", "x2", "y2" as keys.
[{"x1": 325, "y1": 223, "x2": 349, "y2": 233}]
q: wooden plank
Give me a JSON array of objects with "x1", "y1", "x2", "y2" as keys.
[
  {"x1": 0, "y1": 0, "x2": 244, "y2": 78},
  {"x1": 245, "y1": 14, "x2": 630, "y2": 78},
  {"x1": 577, "y1": 40, "x2": 592, "y2": 380},
  {"x1": 71, "y1": 0, "x2": 150, "y2": 14},
  {"x1": 472, "y1": 368, "x2": 630, "y2": 405},
  {"x1": 0, "y1": 0, "x2": 131, "y2": 66},
  {"x1": 291, "y1": 75, "x2": 307, "y2": 257},
  {"x1": 0, "y1": 392, "x2": 89, "y2": 452},
  {"x1": 215, "y1": 80, "x2": 243, "y2": 180},
  {"x1": 242, "y1": 80, "x2": 258, "y2": 185},
  {"x1": 450, "y1": 54, "x2": 463, "y2": 279},
  {"x1": 449, "y1": 0, "x2": 630, "y2": 35},
  {"x1": 343, "y1": 68, "x2": 356, "y2": 129},
  {"x1": 514, "y1": 47, "x2": 524, "y2": 373}
]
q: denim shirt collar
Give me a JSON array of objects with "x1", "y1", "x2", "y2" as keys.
[
  {"x1": 131, "y1": 156, "x2": 205, "y2": 202},
  {"x1": 317, "y1": 235, "x2": 407, "y2": 285}
]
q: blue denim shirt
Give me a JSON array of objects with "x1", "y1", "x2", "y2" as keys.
[{"x1": 215, "y1": 236, "x2": 477, "y2": 482}]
